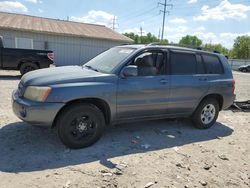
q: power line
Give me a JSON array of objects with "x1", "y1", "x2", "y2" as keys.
[
  {"x1": 117, "y1": 1, "x2": 158, "y2": 19},
  {"x1": 158, "y1": 0, "x2": 173, "y2": 40},
  {"x1": 120, "y1": 6, "x2": 159, "y2": 24}
]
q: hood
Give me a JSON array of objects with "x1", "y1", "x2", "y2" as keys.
[
  {"x1": 239, "y1": 65, "x2": 248, "y2": 68},
  {"x1": 21, "y1": 66, "x2": 110, "y2": 86}
]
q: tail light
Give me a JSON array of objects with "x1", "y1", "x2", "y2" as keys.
[
  {"x1": 47, "y1": 52, "x2": 54, "y2": 61},
  {"x1": 232, "y1": 79, "x2": 235, "y2": 94}
]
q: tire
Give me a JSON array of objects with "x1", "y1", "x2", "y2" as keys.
[
  {"x1": 192, "y1": 98, "x2": 219, "y2": 129},
  {"x1": 242, "y1": 68, "x2": 247, "y2": 72},
  {"x1": 20, "y1": 62, "x2": 39, "y2": 76},
  {"x1": 57, "y1": 103, "x2": 105, "y2": 149}
]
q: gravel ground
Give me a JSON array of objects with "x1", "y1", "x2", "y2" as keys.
[{"x1": 0, "y1": 70, "x2": 249, "y2": 188}]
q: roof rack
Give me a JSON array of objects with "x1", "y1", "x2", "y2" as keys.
[
  {"x1": 147, "y1": 42, "x2": 162, "y2": 46},
  {"x1": 147, "y1": 42, "x2": 203, "y2": 50},
  {"x1": 147, "y1": 43, "x2": 222, "y2": 54}
]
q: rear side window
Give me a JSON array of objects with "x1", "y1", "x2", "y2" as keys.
[
  {"x1": 196, "y1": 55, "x2": 206, "y2": 74},
  {"x1": 202, "y1": 54, "x2": 224, "y2": 74},
  {"x1": 170, "y1": 52, "x2": 197, "y2": 75}
]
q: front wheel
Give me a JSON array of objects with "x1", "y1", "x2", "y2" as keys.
[
  {"x1": 57, "y1": 103, "x2": 105, "y2": 149},
  {"x1": 192, "y1": 98, "x2": 219, "y2": 129}
]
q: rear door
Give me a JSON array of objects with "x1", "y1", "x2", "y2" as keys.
[{"x1": 168, "y1": 50, "x2": 209, "y2": 115}]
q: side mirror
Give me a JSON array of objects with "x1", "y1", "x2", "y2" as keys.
[{"x1": 122, "y1": 65, "x2": 138, "y2": 77}]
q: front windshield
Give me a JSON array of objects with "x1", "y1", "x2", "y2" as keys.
[{"x1": 84, "y1": 47, "x2": 135, "y2": 73}]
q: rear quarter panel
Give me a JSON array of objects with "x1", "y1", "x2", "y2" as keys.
[{"x1": 206, "y1": 55, "x2": 235, "y2": 109}]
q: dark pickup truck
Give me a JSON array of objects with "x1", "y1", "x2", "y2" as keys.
[{"x1": 0, "y1": 36, "x2": 54, "y2": 75}]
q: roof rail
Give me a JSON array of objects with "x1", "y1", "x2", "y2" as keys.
[
  {"x1": 147, "y1": 42, "x2": 162, "y2": 46},
  {"x1": 142, "y1": 43, "x2": 222, "y2": 54},
  {"x1": 121, "y1": 43, "x2": 133, "y2": 45}
]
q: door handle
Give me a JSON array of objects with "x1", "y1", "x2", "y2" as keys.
[{"x1": 160, "y1": 79, "x2": 168, "y2": 84}]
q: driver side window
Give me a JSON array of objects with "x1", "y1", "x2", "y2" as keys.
[{"x1": 130, "y1": 51, "x2": 165, "y2": 76}]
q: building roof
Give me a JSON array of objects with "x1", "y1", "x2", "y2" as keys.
[{"x1": 0, "y1": 12, "x2": 133, "y2": 43}]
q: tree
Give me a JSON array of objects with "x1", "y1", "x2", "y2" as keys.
[
  {"x1": 203, "y1": 43, "x2": 229, "y2": 57},
  {"x1": 123, "y1": 32, "x2": 140, "y2": 44},
  {"x1": 231, "y1": 36, "x2": 250, "y2": 59},
  {"x1": 123, "y1": 32, "x2": 168, "y2": 44},
  {"x1": 179, "y1": 35, "x2": 202, "y2": 47}
]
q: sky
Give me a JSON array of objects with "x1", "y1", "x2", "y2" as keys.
[{"x1": 0, "y1": 0, "x2": 250, "y2": 48}]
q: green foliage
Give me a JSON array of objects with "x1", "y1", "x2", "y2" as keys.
[
  {"x1": 123, "y1": 32, "x2": 168, "y2": 44},
  {"x1": 231, "y1": 36, "x2": 250, "y2": 59},
  {"x1": 179, "y1": 35, "x2": 202, "y2": 48},
  {"x1": 124, "y1": 32, "x2": 250, "y2": 60},
  {"x1": 203, "y1": 43, "x2": 229, "y2": 57}
]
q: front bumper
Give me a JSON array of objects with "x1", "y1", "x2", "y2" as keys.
[{"x1": 12, "y1": 90, "x2": 64, "y2": 127}]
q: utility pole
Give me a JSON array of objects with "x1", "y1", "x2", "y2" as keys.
[
  {"x1": 112, "y1": 16, "x2": 117, "y2": 31},
  {"x1": 158, "y1": 0, "x2": 173, "y2": 41},
  {"x1": 139, "y1": 26, "x2": 143, "y2": 43},
  {"x1": 158, "y1": 28, "x2": 161, "y2": 40}
]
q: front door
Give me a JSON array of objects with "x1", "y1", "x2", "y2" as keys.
[{"x1": 117, "y1": 50, "x2": 170, "y2": 120}]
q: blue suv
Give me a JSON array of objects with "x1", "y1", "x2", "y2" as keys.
[{"x1": 12, "y1": 45, "x2": 236, "y2": 149}]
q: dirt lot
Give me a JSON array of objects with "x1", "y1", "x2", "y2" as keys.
[{"x1": 0, "y1": 70, "x2": 249, "y2": 188}]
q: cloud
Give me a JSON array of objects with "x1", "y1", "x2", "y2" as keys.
[
  {"x1": 165, "y1": 26, "x2": 188, "y2": 33},
  {"x1": 38, "y1": 8, "x2": 43, "y2": 13},
  {"x1": 193, "y1": 31, "x2": 217, "y2": 43},
  {"x1": 219, "y1": 32, "x2": 250, "y2": 47},
  {"x1": 194, "y1": 0, "x2": 250, "y2": 21},
  {"x1": 71, "y1": 10, "x2": 115, "y2": 27},
  {"x1": 196, "y1": 26, "x2": 206, "y2": 31},
  {"x1": 188, "y1": 0, "x2": 198, "y2": 4},
  {"x1": 169, "y1": 18, "x2": 187, "y2": 24},
  {"x1": 0, "y1": 1, "x2": 28, "y2": 12},
  {"x1": 25, "y1": 0, "x2": 42, "y2": 3},
  {"x1": 163, "y1": 25, "x2": 189, "y2": 43},
  {"x1": 163, "y1": 24, "x2": 249, "y2": 48},
  {"x1": 192, "y1": 31, "x2": 250, "y2": 48}
]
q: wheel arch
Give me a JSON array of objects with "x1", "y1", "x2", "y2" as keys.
[
  {"x1": 52, "y1": 98, "x2": 111, "y2": 128},
  {"x1": 198, "y1": 94, "x2": 224, "y2": 111},
  {"x1": 18, "y1": 60, "x2": 40, "y2": 69}
]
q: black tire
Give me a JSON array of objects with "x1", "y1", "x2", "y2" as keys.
[
  {"x1": 57, "y1": 103, "x2": 105, "y2": 149},
  {"x1": 242, "y1": 68, "x2": 247, "y2": 72},
  {"x1": 20, "y1": 62, "x2": 39, "y2": 76},
  {"x1": 192, "y1": 98, "x2": 219, "y2": 129}
]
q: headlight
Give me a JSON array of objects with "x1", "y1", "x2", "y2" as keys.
[{"x1": 24, "y1": 86, "x2": 51, "y2": 102}]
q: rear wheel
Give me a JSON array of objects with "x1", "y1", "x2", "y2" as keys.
[
  {"x1": 242, "y1": 68, "x2": 247, "y2": 72},
  {"x1": 20, "y1": 62, "x2": 39, "y2": 76},
  {"x1": 192, "y1": 98, "x2": 219, "y2": 129},
  {"x1": 57, "y1": 103, "x2": 105, "y2": 149}
]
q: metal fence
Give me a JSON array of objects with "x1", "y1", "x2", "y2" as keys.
[{"x1": 228, "y1": 59, "x2": 250, "y2": 70}]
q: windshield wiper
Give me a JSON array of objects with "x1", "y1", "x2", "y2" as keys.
[{"x1": 84, "y1": 65, "x2": 99, "y2": 72}]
